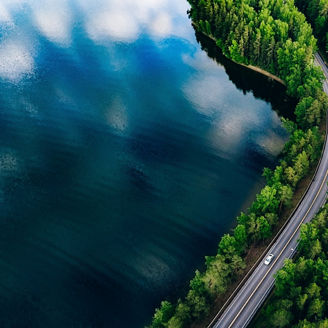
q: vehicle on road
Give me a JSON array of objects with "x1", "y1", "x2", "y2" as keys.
[{"x1": 264, "y1": 254, "x2": 274, "y2": 266}]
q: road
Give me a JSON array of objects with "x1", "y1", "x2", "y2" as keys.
[{"x1": 209, "y1": 53, "x2": 328, "y2": 328}]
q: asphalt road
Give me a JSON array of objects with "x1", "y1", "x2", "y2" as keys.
[{"x1": 210, "y1": 53, "x2": 328, "y2": 328}]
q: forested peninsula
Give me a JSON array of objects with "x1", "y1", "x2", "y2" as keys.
[{"x1": 148, "y1": 1, "x2": 328, "y2": 327}]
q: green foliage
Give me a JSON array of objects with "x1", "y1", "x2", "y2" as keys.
[
  {"x1": 167, "y1": 301, "x2": 190, "y2": 328},
  {"x1": 270, "y1": 308, "x2": 293, "y2": 327},
  {"x1": 218, "y1": 234, "x2": 237, "y2": 255},
  {"x1": 295, "y1": 0, "x2": 328, "y2": 55},
  {"x1": 234, "y1": 224, "x2": 248, "y2": 251},
  {"x1": 296, "y1": 92, "x2": 328, "y2": 129},
  {"x1": 149, "y1": 301, "x2": 175, "y2": 328},
  {"x1": 251, "y1": 186, "x2": 279, "y2": 215}
]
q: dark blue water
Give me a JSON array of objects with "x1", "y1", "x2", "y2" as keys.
[{"x1": 0, "y1": 1, "x2": 292, "y2": 327}]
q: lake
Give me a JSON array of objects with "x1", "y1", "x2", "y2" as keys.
[{"x1": 0, "y1": 0, "x2": 292, "y2": 327}]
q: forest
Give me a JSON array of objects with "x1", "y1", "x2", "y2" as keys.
[
  {"x1": 295, "y1": 0, "x2": 328, "y2": 57},
  {"x1": 148, "y1": 1, "x2": 328, "y2": 327},
  {"x1": 253, "y1": 2, "x2": 328, "y2": 326},
  {"x1": 253, "y1": 202, "x2": 328, "y2": 328}
]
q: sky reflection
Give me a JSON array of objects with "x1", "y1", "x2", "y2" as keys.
[
  {"x1": 0, "y1": 0, "x2": 287, "y2": 157},
  {"x1": 0, "y1": 39, "x2": 34, "y2": 81},
  {"x1": 0, "y1": 1, "x2": 291, "y2": 327},
  {"x1": 0, "y1": 0, "x2": 192, "y2": 81},
  {"x1": 31, "y1": 0, "x2": 72, "y2": 47}
]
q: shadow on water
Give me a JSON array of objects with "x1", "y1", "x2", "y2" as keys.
[{"x1": 194, "y1": 31, "x2": 297, "y2": 120}]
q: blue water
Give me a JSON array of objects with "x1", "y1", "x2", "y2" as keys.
[{"x1": 0, "y1": 1, "x2": 291, "y2": 327}]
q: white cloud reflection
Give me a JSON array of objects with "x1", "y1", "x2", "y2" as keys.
[
  {"x1": 31, "y1": 0, "x2": 72, "y2": 47},
  {"x1": 0, "y1": 0, "x2": 25, "y2": 27},
  {"x1": 80, "y1": 0, "x2": 192, "y2": 43},
  {"x1": 0, "y1": 3, "x2": 11, "y2": 23},
  {"x1": 0, "y1": 0, "x2": 192, "y2": 46},
  {"x1": 182, "y1": 50, "x2": 287, "y2": 158},
  {"x1": 0, "y1": 0, "x2": 194, "y2": 82},
  {"x1": 183, "y1": 51, "x2": 222, "y2": 71},
  {"x1": 209, "y1": 110, "x2": 259, "y2": 154},
  {"x1": 183, "y1": 75, "x2": 229, "y2": 115},
  {"x1": 86, "y1": 10, "x2": 139, "y2": 42},
  {"x1": 150, "y1": 12, "x2": 172, "y2": 38},
  {"x1": 0, "y1": 40, "x2": 34, "y2": 81}
]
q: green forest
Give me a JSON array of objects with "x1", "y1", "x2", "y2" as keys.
[
  {"x1": 295, "y1": 0, "x2": 328, "y2": 57},
  {"x1": 252, "y1": 2, "x2": 328, "y2": 326},
  {"x1": 148, "y1": 1, "x2": 328, "y2": 327},
  {"x1": 253, "y1": 202, "x2": 328, "y2": 328},
  {"x1": 188, "y1": 0, "x2": 325, "y2": 100}
]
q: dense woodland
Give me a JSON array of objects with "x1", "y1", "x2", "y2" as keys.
[
  {"x1": 253, "y1": 4, "x2": 328, "y2": 325},
  {"x1": 254, "y1": 203, "x2": 328, "y2": 328},
  {"x1": 148, "y1": 1, "x2": 328, "y2": 327},
  {"x1": 295, "y1": 0, "x2": 328, "y2": 57}
]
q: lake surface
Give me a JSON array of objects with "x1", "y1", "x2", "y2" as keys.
[{"x1": 0, "y1": 1, "x2": 292, "y2": 327}]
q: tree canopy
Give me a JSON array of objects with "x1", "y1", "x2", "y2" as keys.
[{"x1": 295, "y1": 0, "x2": 328, "y2": 56}]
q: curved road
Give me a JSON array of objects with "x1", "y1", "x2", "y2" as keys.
[{"x1": 209, "y1": 53, "x2": 328, "y2": 328}]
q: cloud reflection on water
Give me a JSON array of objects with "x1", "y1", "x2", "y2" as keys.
[
  {"x1": 182, "y1": 52, "x2": 287, "y2": 157},
  {"x1": 81, "y1": 0, "x2": 192, "y2": 42},
  {"x1": 0, "y1": 0, "x2": 192, "y2": 81},
  {"x1": 0, "y1": 40, "x2": 34, "y2": 81},
  {"x1": 31, "y1": 0, "x2": 72, "y2": 47},
  {"x1": 0, "y1": 0, "x2": 287, "y2": 158},
  {"x1": 0, "y1": 3, "x2": 11, "y2": 23}
]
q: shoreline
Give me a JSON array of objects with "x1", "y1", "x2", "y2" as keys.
[
  {"x1": 150, "y1": 12, "x2": 327, "y2": 328},
  {"x1": 194, "y1": 25, "x2": 286, "y2": 86}
]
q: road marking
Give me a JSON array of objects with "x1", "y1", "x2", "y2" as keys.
[{"x1": 225, "y1": 164, "x2": 328, "y2": 328}]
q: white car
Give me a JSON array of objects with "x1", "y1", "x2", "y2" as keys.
[{"x1": 264, "y1": 253, "x2": 274, "y2": 265}]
